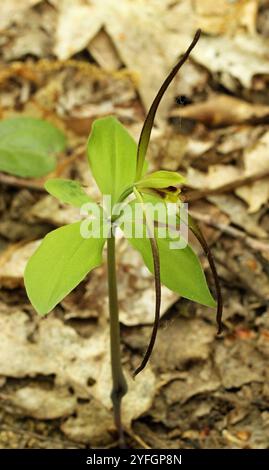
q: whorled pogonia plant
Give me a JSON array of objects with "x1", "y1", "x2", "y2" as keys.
[{"x1": 24, "y1": 30, "x2": 222, "y2": 447}]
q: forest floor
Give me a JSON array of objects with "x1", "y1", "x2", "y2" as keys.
[{"x1": 0, "y1": 0, "x2": 269, "y2": 449}]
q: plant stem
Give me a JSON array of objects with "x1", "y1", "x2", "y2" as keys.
[{"x1": 107, "y1": 233, "x2": 128, "y2": 447}]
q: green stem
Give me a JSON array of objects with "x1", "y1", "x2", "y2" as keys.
[{"x1": 107, "y1": 233, "x2": 128, "y2": 447}]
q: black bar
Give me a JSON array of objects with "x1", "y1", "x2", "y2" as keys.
[{"x1": 0, "y1": 449, "x2": 268, "y2": 468}]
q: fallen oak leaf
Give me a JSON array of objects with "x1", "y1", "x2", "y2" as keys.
[{"x1": 170, "y1": 94, "x2": 269, "y2": 127}]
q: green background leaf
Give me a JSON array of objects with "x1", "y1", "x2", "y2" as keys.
[
  {"x1": 87, "y1": 116, "x2": 137, "y2": 204},
  {"x1": 24, "y1": 222, "x2": 106, "y2": 315},
  {"x1": 0, "y1": 117, "x2": 66, "y2": 178},
  {"x1": 45, "y1": 178, "x2": 93, "y2": 207}
]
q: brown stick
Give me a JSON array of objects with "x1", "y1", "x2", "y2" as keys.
[
  {"x1": 0, "y1": 173, "x2": 46, "y2": 192},
  {"x1": 189, "y1": 209, "x2": 269, "y2": 254}
]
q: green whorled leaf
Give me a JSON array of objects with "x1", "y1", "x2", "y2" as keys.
[
  {"x1": 136, "y1": 170, "x2": 185, "y2": 189},
  {"x1": 136, "y1": 30, "x2": 201, "y2": 180},
  {"x1": 124, "y1": 222, "x2": 216, "y2": 308},
  {"x1": 24, "y1": 222, "x2": 106, "y2": 315},
  {"x1": 0, "y1": 117, "x2": 66, "y2": 178},
  {"x1": 87, "y1": 116, "x2": 137, "y2": 205},
  {"x1": 45, "y1": 178, "x2": 93, "y2": 208}
]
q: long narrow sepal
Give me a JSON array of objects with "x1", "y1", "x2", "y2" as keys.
[
  {"x1": 188, "y1": 214, "x2": 223, "y2": 334},
  {"x1": 133, "y1": 189, "x2": 161, "y2": 376},
  {"x1": 136, "y1": 29, "x2": 201, "y2": 180}
]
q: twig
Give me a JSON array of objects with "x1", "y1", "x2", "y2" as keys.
[
  {"x1": 0, "y1": 173, "x2": 46, "y2": 192},
  {"x1": 125, "y1": 428, "x2": 151, "y2": 449},
  {"x1": 189, "y1": 209, "x2": 269, "y2": 254}
]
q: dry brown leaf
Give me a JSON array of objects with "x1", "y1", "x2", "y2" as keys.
[
  {"x1": 7, "y1": 385, "x2": 77, "y2": 420},
  {"x1": 28, "y1": 196, "x2": 82, "y2": 226},
  {"x1": 236, "y1": 131, "x2": 269, "y2": 212},
  {"x1": 209, "y1": 195, "x2": 267, "y2": 238},
  {"x1": 152, "y1": 318, "x2": 216, "y2": 372},
  {"x1": 1, "y1": 2, "x2": 55, "y2": 61},
  {"x1": 194, "y1": 0, "x2": 258, "y2": 35},
  {"x1": 171, "y1": 94, "x2": 269, "y2": 127},
  {"x1": 215, "y1": 340, "x2": 267, "y2": 388},
  {"x1": 0, "y1": 310, "x2": 156, "y2": 427},
  {"x1": 52, "y1": 0, "x2": 102, "y2": 60},
  {"x1": 162, "y1": 361, "x2": 221, "y2": 405},
  {"x1": 51, "y1": 64, "x2": 137, "y2": 124},
  {"x1": 60, "y1": 400, "x2": 114, "y2": 446},
  {"x1": 216, "y1": 126, "x2": 263, "y2": 155},
  {"x1": 0, "y1": 377, "x2": 6, "y2": 388},
  {"x1": 52, "y1": 0, "x2": 196, "y2": 115},
  {"x1": 2, "y1": 0, "x2": 268, "y2": 111},
  {"x1": 88, "y1": 28, "x2": 122, "y2": 71},
  {"x1": 0, "y1": 241, "x2": 40, "y2": 288},
  {"x1": 0, "y1": 0, "x2": 41, "y2": 30},
  {"x1": 192, "y1": 33, "x2": 269, "y2": 91},
  {"x1": 186, "y1": 130, "x2": 269, "y2": 213},
  {"x1": 187, "y1": 164, "x2": 241, "y2": 190}
]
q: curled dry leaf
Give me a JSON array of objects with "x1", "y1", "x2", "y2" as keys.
[
  {"x1": 162, "y1": 361, "x2": 221, "y2": 405},
  {"x1": 192, "y1": 33, "x2": 269, "y2": 91},
  {"x1": 88, "y1": 28, "x2": 122, "y2": 71},
  {"x1": 171, "y1": 94, "x2": 269, "y2": 127},
  {"x1": 187, "y1": 129, "x2": 269, "y2": 214}
]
